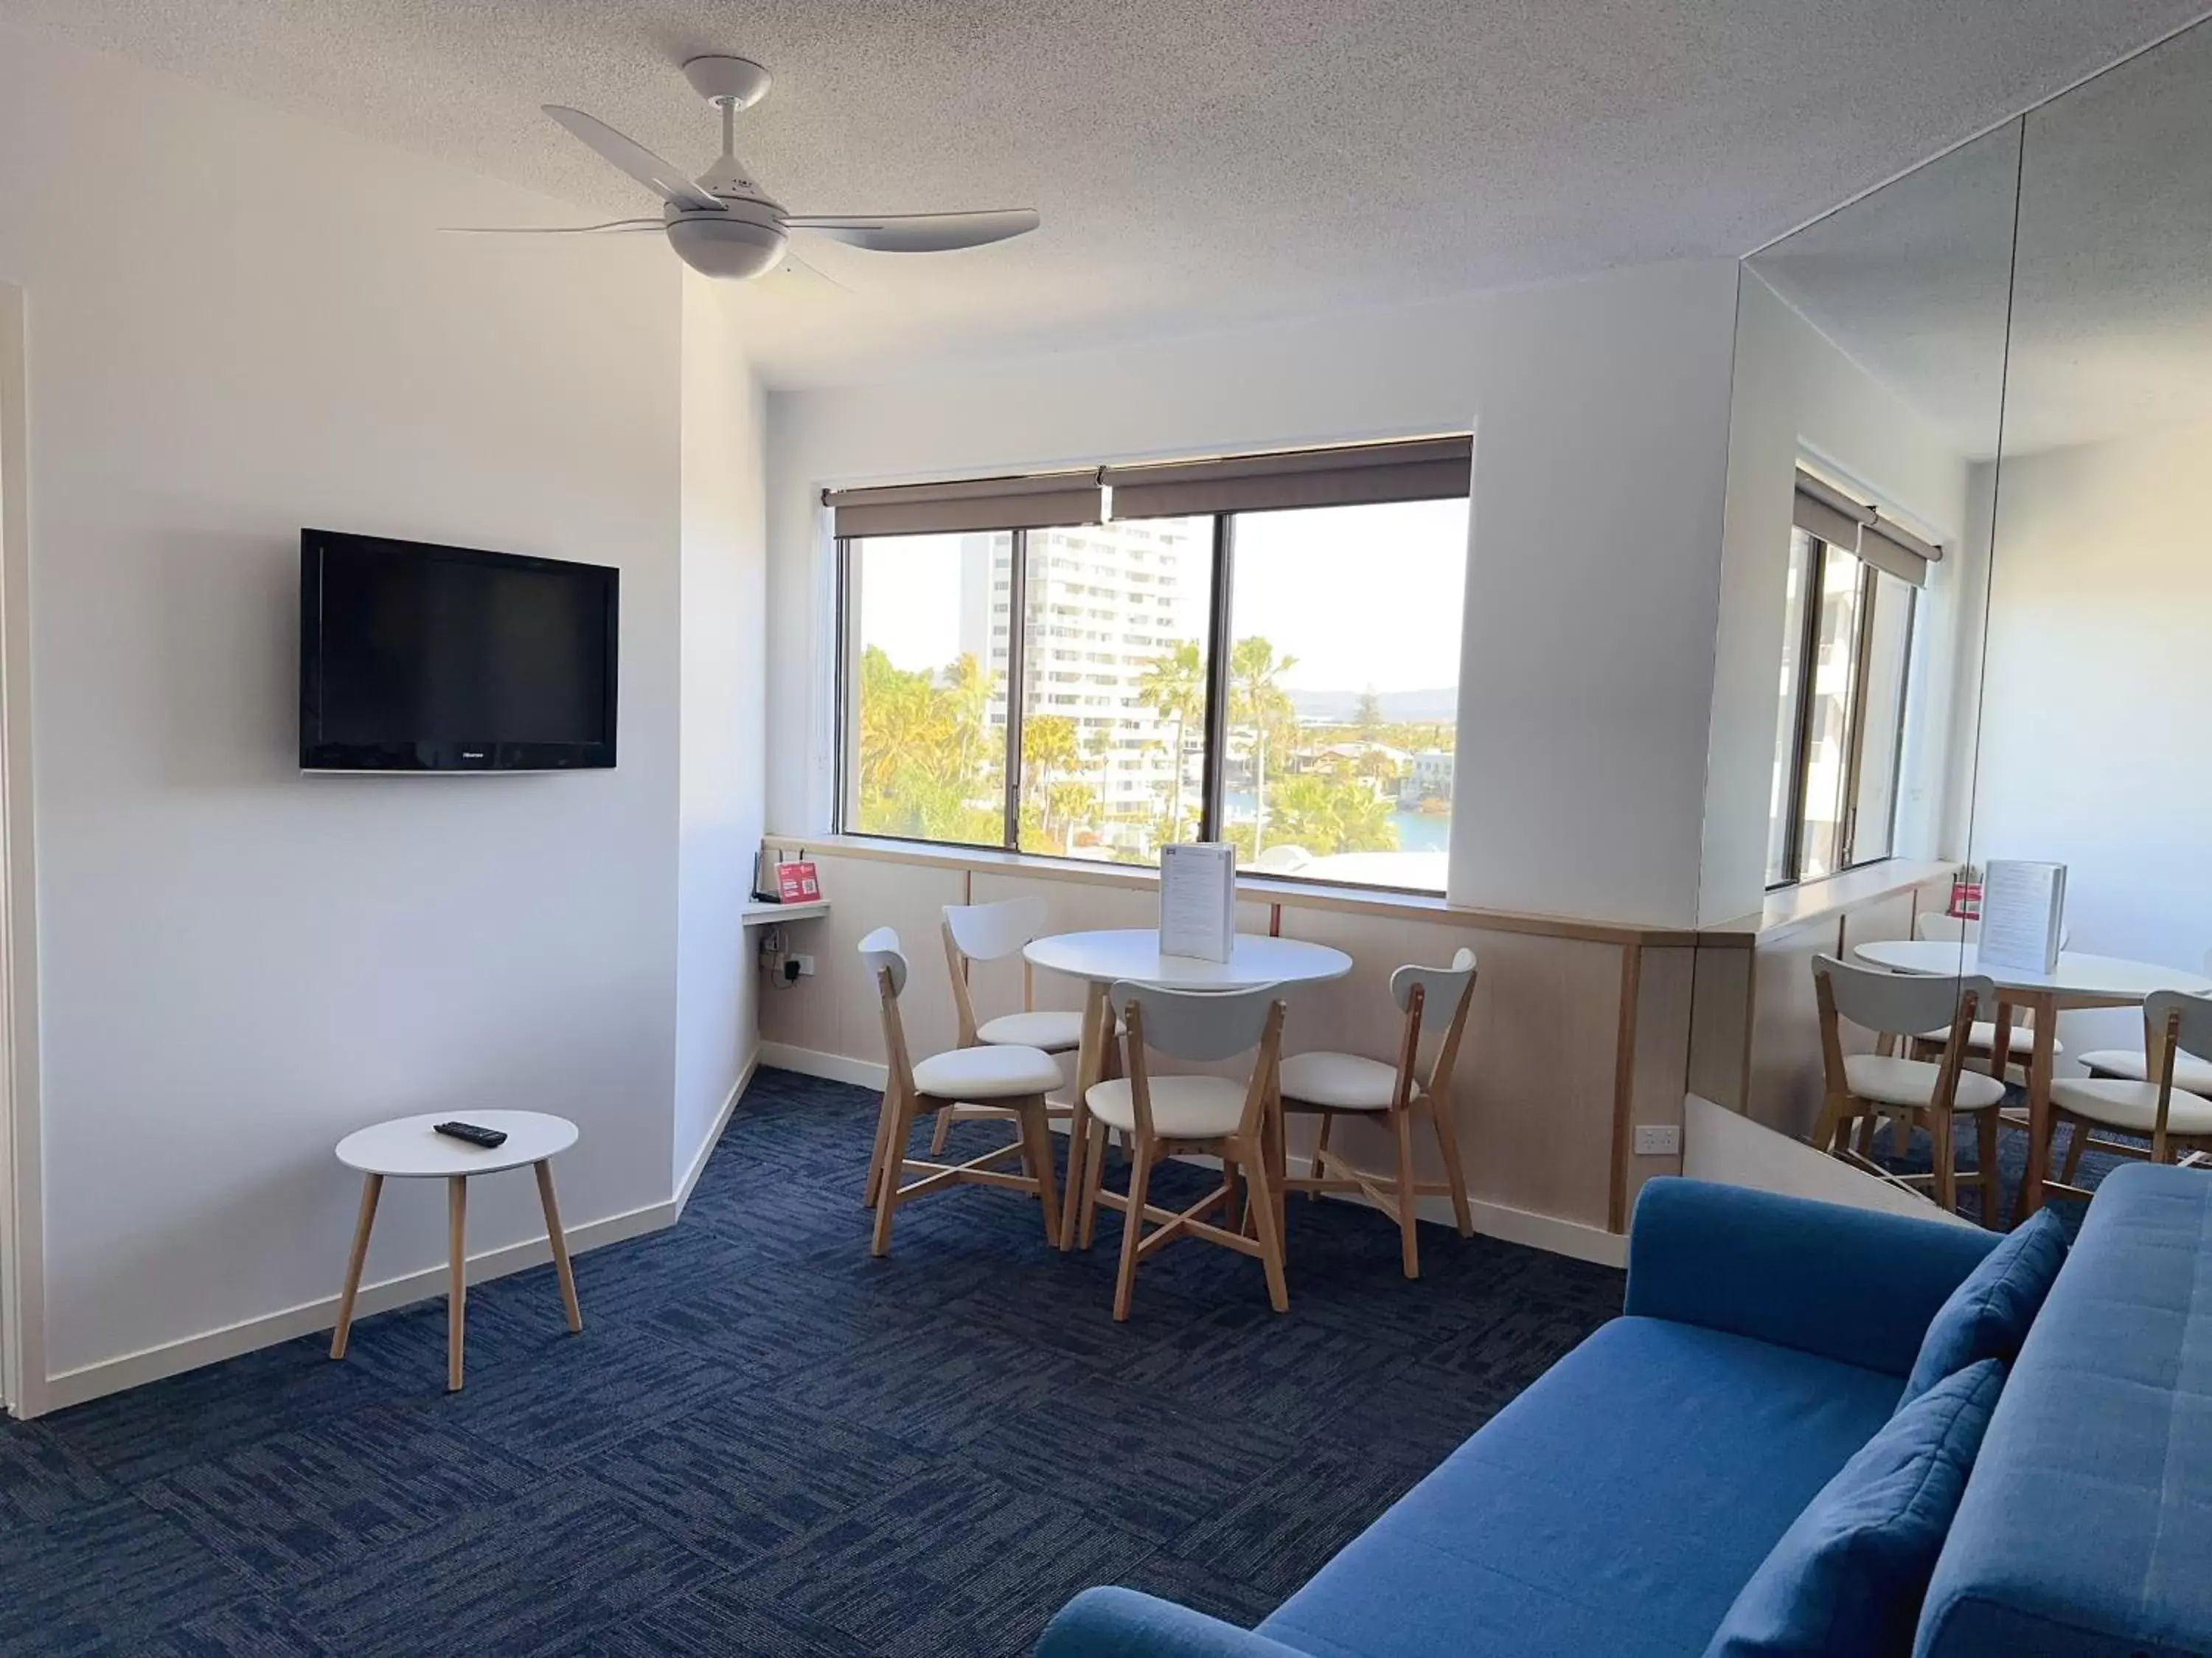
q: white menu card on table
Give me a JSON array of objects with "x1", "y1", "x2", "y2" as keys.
[
  {"x1": 1978, "y1": 860, "x2": 2067, "y2": 976},
  {"x1": 1158, "y1": 842, "x2": 1236, "y2": 962}
]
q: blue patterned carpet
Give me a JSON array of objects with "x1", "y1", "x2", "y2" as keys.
[{"x1": 0, "y1": 1067, "x2": 1623, "y2": 1656}]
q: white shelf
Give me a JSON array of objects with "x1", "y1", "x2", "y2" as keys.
[{"x1": 742, "y1": 898, "x2": 830, "y2": 925}]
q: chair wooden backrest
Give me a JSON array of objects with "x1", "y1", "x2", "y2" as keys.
[
  {"x1": 1109, "y1": 981, "x2": 1285, "y2": 1147},
  {"x1": 2142, "y1": 991, "x2": 2212, "y2": 1159},
  {"x1": 859, "y1": 926, "x2": 916, "y2": 1095},
  {"x1": 942, "y1": 896, "x2": 1049, "y2": 1046},
  {"x1": 1813, "y1": 953, "x2": 1993, "y2": 1114},
  {"x1": 1385, "y1": 948, "x2": 1478, "y2": 1114}
]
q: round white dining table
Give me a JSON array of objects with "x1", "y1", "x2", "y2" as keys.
[
  {"x1": 1023, "y1": 928, "x2": 1353, "y2": 1249},
  {"x1": 1852, "y1": 940, "x2": 2212, "y2": 1219}
]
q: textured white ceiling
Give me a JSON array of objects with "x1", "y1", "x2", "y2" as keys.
[
  {"x1": 4, "y1": 0, "x2": 2209, "y2": 386},
  {"x1": 1753, "y1": 16, "x2": 2212, "y2": 458}
]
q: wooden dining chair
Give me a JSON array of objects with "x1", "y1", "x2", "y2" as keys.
[
  {"x1": 2049, "y1": 991, "x2": 2212, "y2": 1195},
  {"x1": 1076, "y1": 981, "x2": 1289, "y2": 1321},
  {"x1": 1905, "y1": 910, "x2": 2063, "y2": 1083},
  {"x1": 857, "y1": 927, "x2": 1063, "y2": 1257},
  {"x1": 1277, "y1": 948, "x2": 1477, "y2": 1279},
  {"x1": 1812, "y1": 954, "x2": 2004, "y2": 1221},
  {"x1": 930, "y1": 896, "x2": 1085, "y2": 1154}
]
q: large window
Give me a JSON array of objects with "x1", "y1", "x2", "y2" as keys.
[
  {"x1": 1766, "y1": 475, "x2": 1927, "y2": 888},
  {"x1": 832, "y1": 441, "x2": 1470, "y2": 892}
]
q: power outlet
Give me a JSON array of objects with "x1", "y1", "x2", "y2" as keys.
[
  {"x1": 791, "y1": 953, "x2": 816, "y2": 979},
  {"x1": 1632, "y1": 1124, "x2": 1681, "y2": 1157}
]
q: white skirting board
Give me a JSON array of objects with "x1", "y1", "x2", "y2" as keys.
[
  {"x1": 757, "y1": 1041, "x2": 1628, "y2": 1269},
  {"x1": 35, "y1": 1060, "x2": 761, "y2": 1418}
]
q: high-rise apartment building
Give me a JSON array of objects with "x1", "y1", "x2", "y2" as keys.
[{"x1": 959, "y1": 519, "x2": 1206, "y2": 852}]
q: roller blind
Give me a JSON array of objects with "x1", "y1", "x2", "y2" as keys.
[
  {"x1": 825, "y1": 471, "x2": 1104, "y2": 538},
  {"x1": 1792, "y1": 470, "x2": 1941, "y2": 588},
  {"x1": 1101, "y1": 436, "x2": 1472, "y2": 520}
]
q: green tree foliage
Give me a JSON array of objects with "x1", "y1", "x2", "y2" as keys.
[
  {"x1": 1137, "y1": 641, "x2": 1206, "y2": 837},
  {"x1": 1354, "y1": 687, "x2": 1385, "y2": 738},
  {"x1": 852, "y1": 647, "x2": 1003, "y2": 844},
  {"x1": 1266, "y1": 774, "x2": 1398, "y2": 856},
  {"x1": 1020, "y1": 714, "x2": 1083, "y2": 851},
  {"x1": 1229, "y1": 636, "x2": 1298, "y2": 853}
]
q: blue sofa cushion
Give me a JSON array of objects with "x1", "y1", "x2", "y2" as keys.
[
  {"x1": 1705, "y1": 1359, "x2": 2005, "y2": 1658},
  {"x1": 1629, "y1": 1179, "x2": 2000, "y2": 1380},
  {"x1": 1899, "y1": 1208, "x2": 2066, "y2": 1406},
  {"x1": 1918, "y1": 1164, "x2": 2212, "y2": 1658},
  {"x1": 1037, "y1": 1588, "x2": 1307, "y2": 1657},
  {"x1": 1255, "y1": 1317, "x2": 1902, "y2": 1658}
]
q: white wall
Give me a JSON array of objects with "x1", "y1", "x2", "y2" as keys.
[
  {"x1": 674, "y1": 273, "x2": 768, "y2": 1187},
  {"x1": 1969, "y1": 417, "x2": 2212, "y2": 1053},
  {"x1": 1700, "y1": 271, "x2": 1978, "y2": 926},
  {"x1": 766, "y1": 260, "x2": 1745, "y2": 928},
  {"x1": 0, "y1": 24, "x2": 698, "y2": 1384}
]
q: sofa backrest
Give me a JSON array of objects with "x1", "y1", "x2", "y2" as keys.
[{"x1": 1918, "y1": 1163, "x2": 2212, "y2": 1657}]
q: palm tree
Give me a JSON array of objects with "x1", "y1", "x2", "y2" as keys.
[
  {"x1": 1023, "y1": 714, "x2": 1082, "y2": 850},
  {"x1": 1136, "y1": 642, "x2": 1206, "y2": 842},
  {"x1": 1230, "y1": 637, "x2": 1298, "y2": 854}
]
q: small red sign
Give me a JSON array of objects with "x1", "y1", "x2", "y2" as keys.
[{"x1": 776, "y1": 861, "x2": 821, "y2": 903}]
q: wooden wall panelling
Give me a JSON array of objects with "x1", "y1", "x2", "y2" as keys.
[
  {"x1": 1745, "y1": 914, "x2": 1845, "y2": 1139},
  {"x1": 1688, "y1": 944, "x2": 1755, "y2": 1111},
  {"x1": 1616, "y1": 945, "x2": 1696, "y2": 1229},
  {"x1": 1838, "y1": 889, "x2": 1918, "y2": 960},
  {"x1": 1276, "y1": 907, "x2": 1628, "y2": 1232},
  {"x1": 757, "y1": 849, "x2": 968, "y2": 1068}
]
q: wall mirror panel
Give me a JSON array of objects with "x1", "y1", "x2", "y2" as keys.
[{"x1": 1691, "y1": 16, "x2": 2212, "y2": 1230}]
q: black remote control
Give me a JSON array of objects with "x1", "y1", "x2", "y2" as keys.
[{"x1": 434, "y1": 1120, "x2": 508, "y2": 1149}]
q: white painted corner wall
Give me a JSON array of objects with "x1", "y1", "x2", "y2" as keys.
[
  {"x1": 0, "y1": 22, "x2": 768, "y2": 1408},
  {"x1": 675, "y1": 272, "x2": 769, "y2": 1189},
  {"x1": 766, "y1": 259, "x2": 1745, "y2": 929}
]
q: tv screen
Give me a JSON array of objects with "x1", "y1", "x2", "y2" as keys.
[{"x1": 299, "y1": 530, "x2": 618, "y2": 771}]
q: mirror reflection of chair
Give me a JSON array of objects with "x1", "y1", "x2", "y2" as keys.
[
  {"x1": 2049, "y1": 991, "x2": 2212, "y2": 1193},
  {"x1": 858, "y1": 927, "x2": 1063, "y2": 1258},
  {"x1": 1077, "y1": 982, "x2": 1289, "y2": 1322},
  {"x1": 2076, "y1": 950, "x2": 2212, "y2": 1097},
  {"x1": 1812, "y1": 954, "x2": 2004, "y2": 1221},
  {"x1": 1277, "y1": 948, "x2": 1477, "y2": 1279},
  {"x1": 932, "y1": 897, "x2": 1085, "y2": 1155},
  {"x1": 1905, "y1": 911, "x2": 2063, "y2": 1085}
]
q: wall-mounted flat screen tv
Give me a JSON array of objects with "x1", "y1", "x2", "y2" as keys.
[{"x1": 299, "y1": 530, "x2": 618, "y2": 771}]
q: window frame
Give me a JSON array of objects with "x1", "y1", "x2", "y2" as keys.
[
  {"x1": 1767, "y1": 530, "x2": 1917, "y2": 891},
  {"x1": 833, "y1": 493, "x2": 1466, "y2": 897}
]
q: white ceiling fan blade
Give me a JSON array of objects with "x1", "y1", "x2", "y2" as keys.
[
  {"x1": 543, "y1": 105, "x2": 723, "y2": 212},
  {"x1": 754, "y1": 249, "x2": 852, "y2": 298},
  {"x1": 785, "y1": 209, "x2": 1039, "y2": 253},
  {"x1": 442, "y1": 218, "x2": 666, "y2": 235}
]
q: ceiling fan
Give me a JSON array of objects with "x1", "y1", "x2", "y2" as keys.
[{"x1": 453, "y1": 55, "x2": 1040, "y2": 282}]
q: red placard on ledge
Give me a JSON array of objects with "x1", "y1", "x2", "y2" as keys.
[{"x1": 776, "y1": 860, "x2": 821, "y2": 903}]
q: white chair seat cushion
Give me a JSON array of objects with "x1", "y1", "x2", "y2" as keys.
[
  {"x1": 1085, "y1": 1075, "x2": 1249, "y2": 1139},
  {"x1": 1915, "y1": 1021, "x2": 2063, "y2": 1056},
  {"x1": 2079, "y1": 1049, "x2": 2212, "y2": 1093},
  {"x1": 2050, "y1": 1077, "x2": 2212, "y2": 1137},
  {"x1": 1277, "y1": 1051, "x2": 1413, "y2": 1111},
  {"x1": 911, "y1": 1044, "x2": 1062, "y2": 1101},
  {"x1": 976, "y1": 1009, "x2": 1085, "y2": 1052},
  {"x1": 1844, "y1": 1054, "x2": 2006, "y2": 1111}
]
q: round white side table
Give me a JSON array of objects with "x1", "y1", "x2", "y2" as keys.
[{"x1": 331, "y1": 1110, "x2": 582, "y2": 1391}]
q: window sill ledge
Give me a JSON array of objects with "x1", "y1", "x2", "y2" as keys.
[{"x1": 764, "y1": 832, "x2": 1708, "y2": 948}]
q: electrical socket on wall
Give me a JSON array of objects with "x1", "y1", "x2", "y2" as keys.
[
  {"x1": 1632, "y1": 1124, "x2": 1681, "y2": 1156},
  {"x1": 791, "y1": 954, "x2": 816, "y2": 978}
]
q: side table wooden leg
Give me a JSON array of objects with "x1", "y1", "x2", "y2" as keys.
[
  {"x1": 330, "y1": 1172, "x2": 383, "y2": 1360},
  {"x1": 535, "y1": 1159, "x2": 583, "y2": 1333},
  {"x1": 447, "y1": 1175, "x2": 467, "y2": 1392}
]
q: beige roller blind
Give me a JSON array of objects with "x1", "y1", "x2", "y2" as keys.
[
  {"x1": 1792, "y1": 471, "x2": 1870, "y2": 554},
  {"x1": 1102, "y1": 436, "x2": 1472, "y2": 519},
  {"x1": 1859, "y1": 518, "x2": 1940, "y2": 588},
  {"x1": 1793, "y1": 469, "x2": 1940, "y2": 587},
  {"x1": 825, "y1": 471, "x2": 1104, "y2": 538}
]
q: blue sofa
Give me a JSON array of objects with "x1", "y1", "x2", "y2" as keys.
[{"x1": 1037, "y1": 1168, "x2": 2212, "y2": 1658}]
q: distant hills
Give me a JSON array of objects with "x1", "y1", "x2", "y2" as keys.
[{"x1": 1290, "y1": 687, "x2": 1458, "y2": 725}]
